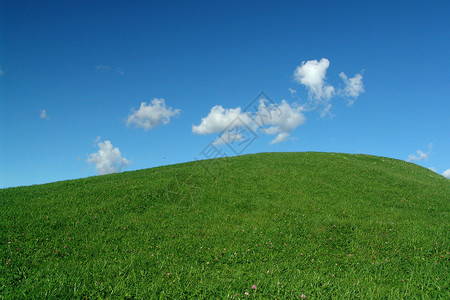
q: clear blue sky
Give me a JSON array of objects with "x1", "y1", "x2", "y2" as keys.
[{"x1": 1, "y1": 0, "x2": 449, "y2": 187}]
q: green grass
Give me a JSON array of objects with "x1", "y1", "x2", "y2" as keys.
[{"x1": 1, "y1": 152, "x2": 449, "y2": 299}]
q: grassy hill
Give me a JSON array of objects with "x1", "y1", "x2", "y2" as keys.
[{"x1": 1, "y1": 152, "x2": 449, "y2": 299}]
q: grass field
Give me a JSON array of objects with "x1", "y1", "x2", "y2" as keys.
[{"x1": 1, "y1": 152, "x2": 449, "y2": 299}]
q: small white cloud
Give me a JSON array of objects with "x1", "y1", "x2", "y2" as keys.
[
  {"x1": 407, "y1": 144, "x2": 432, "y2": 162},
  {"x1": 127, "y1": 98, "x2": 181, "y2": 131},
  {"x1": 407, "y1": 150, "x2": 428, "y2": 162},
  {"x1": 256, "y1": 99, "x2": 306, "y2": 144},
  {"x1": 293, "y1": 58, "x2": 335, "y2": 102},
  {"x1": 320, "y1": 103, "x2": 333, "y2": 118},
  {"x1": 269, "y1": 132, "x2": 289, "y2": 144},
  {"x1": 339, "y1": 72, "x2": 364, "y2": 105},
  {"x1": 442, "y1": 169, "x2": 450, "y2": 179},
  {"x1": 192, "y1": 106, "x2": 253, "y2": 135},
  {"x1": 293, "y1": 58, "x2": 335, "y2": 117},
  {"x1": 40, "y1": 109, "x2": 49, "y2": 120},
  {"x1": 87, "y1": 140, "x2": 130, "y2": 175},
  {"x1": 95, "y1": 64, "x2": 110, "y2": 71},
  {"x1": 429, "y1": 167, "x2": 437, "y2": 172},
  {"x1": 288, "y1": 88, "x2": 297, "y2": 95},
  {"x1": 116, "y1": 68, "x2": 124, "y2": 75},
  {"x1": 96, "y1": 64, "x2": 124, "y2": 75}
]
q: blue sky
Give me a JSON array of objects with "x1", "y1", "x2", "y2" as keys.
[{"x1": 1, "y1": 0, "x2": 449, "y2": 187}]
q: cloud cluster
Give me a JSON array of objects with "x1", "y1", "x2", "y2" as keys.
[
  {"x1": 127, "y1": 98, "x2": 181, "y2": 131},
  {"x1": 193, "y1": 99, "x2": 305, "y2": 144},
  {"x1": 293, "y1": 58, "x2": 364, "y2": 116},
  {"x1": 83, "y1": 57, "x2": 366, "y2": 175},
  {"x1": 87, "y1": 139, "x2": 130, "y2": 175}
]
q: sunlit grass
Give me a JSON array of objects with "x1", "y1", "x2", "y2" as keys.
[{"x1": 1, "y1": 152, "x2": 449, "y2": 298}]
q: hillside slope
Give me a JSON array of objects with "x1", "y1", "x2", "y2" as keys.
[{"x1": 1, "y1": 152, "x2": 449, "y2": 298}]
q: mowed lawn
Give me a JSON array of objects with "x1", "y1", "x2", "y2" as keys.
[{"x1": 1, "y1": 152, "x2": 449, "y2": 299}]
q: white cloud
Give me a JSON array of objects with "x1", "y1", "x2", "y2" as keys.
[
  {"x1": 407, "y1": 144, "x2": 433, "y2": 162},
  {"x1": 212, "y1": 130, "x2": 245, "y2": 146},
  {"x1": 292, "y1": 58, "x2": 365, "y2": 116},
  {"x1": 256, "y1": 99, "x2": 306, "y2": 144},
  {"x1": 288, "y1": 88, "x2": 297, "y2": 95},
  {"x1": 192, "y1": 106, "x2": 253, "y2": 135},
  {"x1": 0, "y1": 66, "x2": 3, "y2": 76},
  {"x1": 442, "y1": 169, "x2": 450, "y2": 179},
  {"x1": 127, "y1": 98, "x2": 181, "y2": 130},
  {"x1": 407, "y1": 150, "x2": 428, "y2": 162},
  {"x1": 429, "y1": 167, "x2": 437, "y2": 172},
  {"x1": 193, "y1": 99, "x2": 305, "y2": 145},
  {"x1": 40, "y1": 109, "x2": 49, "y2": 120},
  {"x1": 269, "y1": 132, "x2": 289, "y2": 144},
  {"x1": 339, "y1": 72, "x2": 364, "y2": 105},
  {"x1": 87, "y1": 140, "x2": 130, "y2": 175},
  {"x1": 293, "y1": 58, "x2": 335, "y2": 102}
]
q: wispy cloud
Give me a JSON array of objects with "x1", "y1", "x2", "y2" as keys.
[
  {"x1": 269, "y1": 132, "x2": 289, "y2": 144},
  {"x1": 127, "y1": 98, "x2": 181, "y2": 131},
  {"x1": 212, "y1": 131, "x2": 245, "y2": 146},
  {"x1": 40, "y1": 109, "x2": 50, "y2": 120},
  {"x1": 95, "y1": 64, "x2": 124, "y2": 75},
  {"x1": 407, "y1": 150, "x2": 428, "y2": 162},
  {"x1": 338, "y1": 72, "x2": 365, "y2": 105},
  {"x1": 288, "y1": 88, "x2": 297, "y2": 95},
  {"x1": 407, "y1": 143, "x2": 433, "y2": 162},
  {"x1": 87, "y1": 139, "x2": 130, "y2": 175},
  {"x1": 95, "y1": 64, "x2": 111, "y2": 71},
  {"x1": 0, "y1": 66, "x2": 3, "y2": 76},
  {"x1": 116, "y1": 68, "x2": 124, "y2": 75}
]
